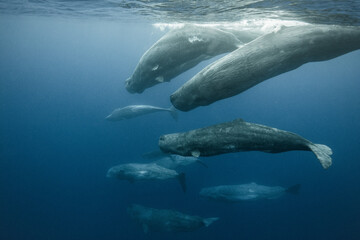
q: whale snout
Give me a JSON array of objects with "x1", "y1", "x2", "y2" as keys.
[
  {"x1": 125, "y1": 77, "x2": 135, "y2": 93},
  {"x1": 199, "y1": 188, "x2": 208, "y2": 197},
  {"x1": 159, "y1": 135, "x2": 169, "y2": 152},
  {"x1": 106, "y1": 169, "x2": 113, "y2": 178}
]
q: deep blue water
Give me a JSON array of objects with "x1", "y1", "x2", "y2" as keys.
[{"x1": 1, "y1": 15, "x2": 360, "y2": 240}]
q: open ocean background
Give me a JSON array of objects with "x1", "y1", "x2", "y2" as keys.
[{"x1": 1, "y1": 1, "x2": 360, "y2": 239}]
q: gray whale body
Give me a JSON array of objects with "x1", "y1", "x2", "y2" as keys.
[
  {"x1": 200, "y1": 182, "x2": 301, "y2": 202},
  {"x1": 159, "y1": 118, "x2": 332, "y2": 169},
  {"x1": 128, "y1": 204, "x2": 218, "y2": 233},
  {"x1": 105, "y1": 105, "x2": 177, "y2": 121},
  {"x1": 125, "y1": 25, "x2": 244, "y2": 93},
  {"x1": 170, "y1": 25, "x2": 360, "y2": 111},
  {"x1": 106, "y1": 162, "x2": 186, "y2": 192}
]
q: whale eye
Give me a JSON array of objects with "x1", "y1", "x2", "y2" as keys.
[{"x1": 159, "y1": 136, "x2": 165, "y2": 141}]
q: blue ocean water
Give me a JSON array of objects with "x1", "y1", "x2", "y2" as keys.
[{"x1": 1, "y1": 1, "x2": 360, "y2": 240}]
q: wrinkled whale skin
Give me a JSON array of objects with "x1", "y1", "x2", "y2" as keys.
[
  {"x1": 171, "y1": 25, "x2": 360, "y2": 111},
  {"x1": 125, "y1": 25, "x2": 243, "y2": 93},
  {"x1": 159, "y1": 119, "x2": 332, "y2": 169}
]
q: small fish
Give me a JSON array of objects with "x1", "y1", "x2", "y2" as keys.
[{"x1": 105, "y1": 105, "x2": 177, "y2": 121}]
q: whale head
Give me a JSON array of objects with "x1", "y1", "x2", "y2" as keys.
[
  {"x1": 125, "y1": 77, "x2": 137, "y2": 94},
  {"x1": 106, "y1": 166, "x2": 125, "y2": 179},
  {"x1": 159, "y1": 134, "x2": 188, "y2": 156},
  {"x1": 199, "y1": 187, "x2": 214, "y2": 199}
]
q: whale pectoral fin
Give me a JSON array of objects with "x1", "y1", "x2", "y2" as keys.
[
  {"x1": 142, "y1": 224, "x2": 149, "y2": 234},
  {"x1": 196, "y1": 159, "x2": 208, "y2": 168},
  {"x1": 177, "y1": 172, "x2": 187, "y2": 193},
  {"x1": 203, "y1": 217, "x2": 219, "y2": 227},
  {"x1": 191, "y1": 150, "x2": 200, "y2": 158}
]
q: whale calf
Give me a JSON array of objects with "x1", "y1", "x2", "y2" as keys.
[
  {"x1": 154, "y1": 154, "x2": 208, "y2": 169},
  {"x1": 105, "y1": 105, "x2": 177, "y2": 121},
  {"x1": 125, "y1": 25, "x2": 245, "y2": 93},
  {"x1": 128, "y1": 204, "x2": 218, "y2": 233},
  {"x1": 170, "y1": 24, "x2": 360, "y2": 111},
  {"x1": 106, "y1": 163, "x2": 186, "y2": 192},
  {"x1": 200, "y1": 182, "x2": 300, "y2": 202},
  {"x1": 159, "y1": 118, "x2": 333, "y2": 169},
  {"x1": 142, "y1": 150, "x2": 208, "y2": 169}
]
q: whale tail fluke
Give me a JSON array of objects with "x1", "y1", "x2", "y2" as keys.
[
  {"x1": 286, "y1": 184, "x2": 301, "y2": 195},
  {"x1": 308, "y1": 143, "x2": 333, "y2": 169},
  {"x1": 169, "y1": 106, "x2": 178, "y2": 121},
  {"x1": 177, "y1": 172, "x2": 186, "y2": 193},
  {"x1": 203, "y1": 217, "x2": 219, "y2": 227}
]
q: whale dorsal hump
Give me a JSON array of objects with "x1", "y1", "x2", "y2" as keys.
[
  {"x1": 235, "y1": 118, "x2": 244, "y2": 122},
  {"x1": 232, "y1": 118, "x2": 245, "y2": 124}
]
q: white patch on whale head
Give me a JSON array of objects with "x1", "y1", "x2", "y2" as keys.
[
  {"x1": 152, "y1": 65, "x2": 159, "y2": 71},
  {"x1": 188, "y1": 36, "x2": 203, "y2": 43}
]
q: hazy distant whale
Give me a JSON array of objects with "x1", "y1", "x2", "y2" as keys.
[
  {"x1": 125, "y1": 25, "x2": 245, "y2": 93},
  {"x1": 105, "y1": 105, "x2": 177, "y2": 121},
  {"x1": 128, "y1": 204, "x2": 218, "y2": 233},
  {"x1": 159, "y1": 118, "x2": 333, "y2": 169},
  {"x1": 154, "y1": 154, "x2": 208, "y2": 169},
  {"x1": 170, "y1": 25, "x2": 360, "y2": 111},
  {"x1": 200, "y1": 182, "x2": 300, "y2": 202},
  {"x1": 142, "y1": 150, "x2": 208, "y2": 169},
  {"x1": 106, "y1": 163, "x2": 186, "y2": 192}
]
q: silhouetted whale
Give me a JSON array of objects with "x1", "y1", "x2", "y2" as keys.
[
  {"x1": 159, "y1": 118, "x2": 332, "y2": 169},
  {"x1": 200, "y1": 182, "x2": 300, "y2": 202},
  {"x1": 128, "y1": 204, "x2": 218, "y2": 233},
  {"x1": 170, "y1": 24, "x2": 360, "y2": 111}
]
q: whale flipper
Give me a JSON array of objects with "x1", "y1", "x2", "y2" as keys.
[
  {"x1": 169, "y1": 106, "x2": 178, "y2": 121},
  {"x1": 203, "y1": 217, "x2": 219, "y2": 227},
  {"x1": 308, "y1": 144, "x2": 333, "y2": 169},
  {"x1": 177, "y1": 172, "x2": 186, "y2": 193},
  {"x1": 196, "y1": 159, "x2": 208, "y2": 168}
]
